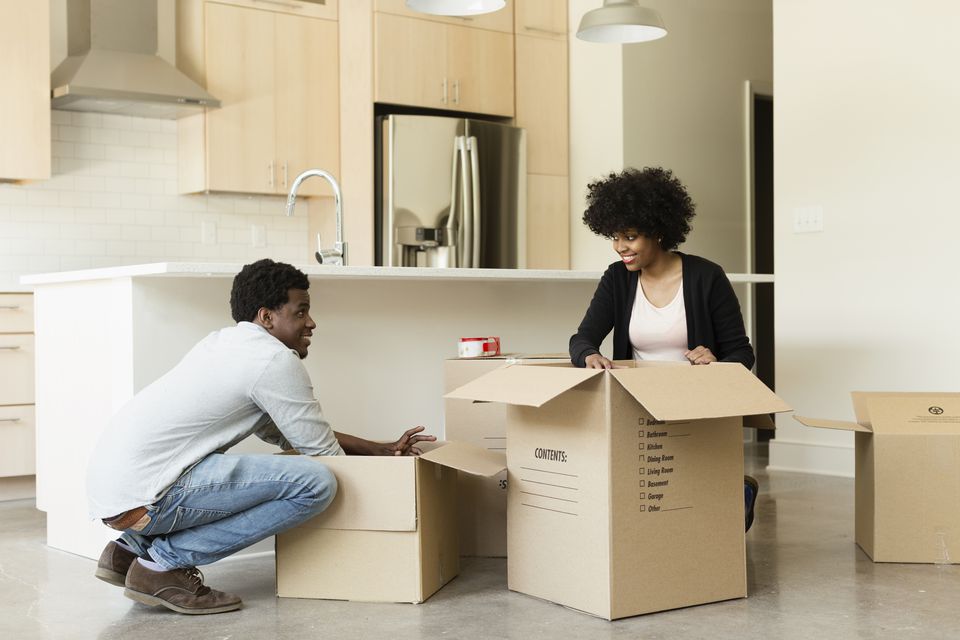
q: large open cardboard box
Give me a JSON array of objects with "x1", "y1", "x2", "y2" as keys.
[
  {"x1": 275, "y1": 442, "x2": 505, "y2": 603},
  {"x1": 446, "y1": 360, "x2": 790, "y2": 620},
  {"x1": 796, "y1": 392, "x2": 960, "y2": 564},
  {"x1": 444, "y1": 354, "x2": 568, "y2": 557}
]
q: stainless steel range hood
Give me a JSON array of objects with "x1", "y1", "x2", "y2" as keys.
[{"x1": 51, "y1": 0, "x2": 220, "y2": 119}]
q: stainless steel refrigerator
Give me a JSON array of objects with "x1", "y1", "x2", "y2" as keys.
[{"x1": 375, "y1": 114, "x2": 526, "y2": 268}]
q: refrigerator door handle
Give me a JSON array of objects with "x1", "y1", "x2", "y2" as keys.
[
  {"x1": 467, "y1": 136, "x2": 481, "y2": 268},
  {"x1": 458, "y1": 135, "x2": 473, "y2": 268},
  {"x1": 446, "y1": 136, "x2": 463, "y2": 267}
]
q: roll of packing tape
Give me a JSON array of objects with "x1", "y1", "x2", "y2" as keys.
[{"x1": 458, "y1": 336, "x2": 500, "y2": 358}]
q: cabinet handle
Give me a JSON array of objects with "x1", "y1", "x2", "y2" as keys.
[
  {"x1": 0, "y1": 305, "x2": 21, "y2": 310},
  {"x1": 252, "y1": 0, "x2": 303, "y2": 9},
  {"x1": 0, "y1": 417, "x2": 21, "y2": 423},
  {"x1": 442, "y1": 78, "x2": 448, "y2": 105},
  {"x1": 523, "y1": 26, "x2": 566, "y2": 36},
  {"x1": 0, "y1": 346, "x2": 21, "y2": 350},
  {"x1": 268, "y1": 161, "x2": 275, "y2": 189},
  {"x1": 453, "y1": 79, "x2": 460, "y2": 105}
]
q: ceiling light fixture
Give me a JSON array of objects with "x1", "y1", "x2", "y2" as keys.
[
  {"x1": 405, "y1": 0, "x2": 506, "y2": 16},
  {"x1": 576, "y1": 0, "x2": 667, "y2": 44}
]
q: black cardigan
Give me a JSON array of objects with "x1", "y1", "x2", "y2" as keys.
[{"x1": 569, "y1": 252, "x2": 755, "y2": 369}]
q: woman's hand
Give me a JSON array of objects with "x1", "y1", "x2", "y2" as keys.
[
  {"x1": 684, "y1": 345, "x2": 717, "y2": 365},
  {"x1": 585, "y1": 353, "x2": 615, "y2": 369},
  {"x1": 385, "y1": 425, "x2": 436, "y2": 456}
]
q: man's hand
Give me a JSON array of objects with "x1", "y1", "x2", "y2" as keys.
[
  {"x1": 383, "y1": 425, "x2": 436, "y2": 456},
  {"x1": 585, "y1": 353, "x2": 615, "y2": 369},
  {"x1": 684, "y1": 345, "x2": 717, "y2": 365}
]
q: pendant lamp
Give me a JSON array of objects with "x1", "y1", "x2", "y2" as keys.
[
  {"x1": 405, "y1": 0, "x2": 506, "y2": 16},
  {"x1": 576, "y1": 0, "x2": 667, "y2": 43}
]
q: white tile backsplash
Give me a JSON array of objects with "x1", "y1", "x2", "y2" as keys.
[{"x1": 0, "y1": 110, "x2": 308, "y2": 290}]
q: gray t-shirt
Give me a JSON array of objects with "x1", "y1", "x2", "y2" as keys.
[{"x1": 87, "y1": 321, "x2": 344, "y2": 519}]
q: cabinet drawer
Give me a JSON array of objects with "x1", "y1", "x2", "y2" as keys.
[
  {"x1": 0, "y1": 405, "x2": 35, "y2": 478},
  {"x1": 206, "y1": 0, "x2": 337, "y2": 20},
  {"x1": 376, "y1": 0, "x2": 514, "y2": 33},
  {"x1": 0, "y1": 294, "x2": 33, "y2": 333},
  {"x1": 0, "y1": 334, "x2": 34, "y2": 406}
]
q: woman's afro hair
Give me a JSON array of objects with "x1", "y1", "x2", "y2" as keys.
[
  {"x1": 582, "y1": 166, "x2": 695, "y2": 250},
  {"x1": 230, "y1": 259, "x2": 310, "y2": 323}
]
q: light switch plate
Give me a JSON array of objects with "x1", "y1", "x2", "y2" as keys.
[{"x1": 792, "y1": 206, "x2": 823, "y2": 233}]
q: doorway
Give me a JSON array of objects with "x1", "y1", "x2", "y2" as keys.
[{"x1": 751, "y1": 89, "x2": 774, "y2": 441}]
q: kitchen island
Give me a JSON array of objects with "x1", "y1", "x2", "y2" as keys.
[{"x1": 22, "y1": 263, "x2": 773, "y2": 560}]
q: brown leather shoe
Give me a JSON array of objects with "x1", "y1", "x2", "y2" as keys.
[
  {"x1": 95, "y1": 541, "x2": 138, "y2": 587},
  {"x1": 124, "y1": 560, "x2": 242, "y2": 615}
]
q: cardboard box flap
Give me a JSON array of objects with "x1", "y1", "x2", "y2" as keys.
[
  {"x1": 793, "y1": 415, "x2": 871, "y2": 433},
  {"x1": 419, "y1": 441, "x2": 506, "y2": 477},
  {"x1": 445, "y1": 365, "x2": 603, "y2": 407},
  {"x1": 852, "y1": 391, "x2": 960, "y2": 429},
  {"x1": 864, "y1": 395, "x2": 960, "y2": 435},
  {"x1": 743, "y1": 413, "x2": 776, "y2": 430},
  {"x1": 610, "y1": 363, "x2": 791, "y2": 420},
  {"x1": 296, "y1": 456, "x2": 418, "y2": 532}
]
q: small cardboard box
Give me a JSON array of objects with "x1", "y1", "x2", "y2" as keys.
[
  {"x1": 276, "y1": 442, "x2": 506, "y2": 603},
  {"x1": 795, "y1": 392, "x2": 960, "y2": 564},
  {"x1": 444, "y1": 354, "x2": 569, "y2": 557},
  {"x1": 446, "y1": 360, "x2": 790, "y2": 620}
]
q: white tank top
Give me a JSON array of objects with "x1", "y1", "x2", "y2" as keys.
[{"x1": 629, "y1": 280, "x2": 688, "y2": 362}]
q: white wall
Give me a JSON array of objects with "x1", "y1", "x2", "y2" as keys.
[
  {"x1": 622, "y1": 0, "x2": 771, "y2": 274},
  {"x1": 0, "y1": 111, "x2": 310, "y2": 291},
  {"x1": 770, "y1": 0, "x2": 960, "y2": 475},
  {"x1": 569, "y1": 0, "x2": 772, "y2": 273},
  {"x1": 568, "y1": 0, "x2": 624, "y2": 270}
]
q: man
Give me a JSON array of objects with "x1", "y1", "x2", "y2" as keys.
[{"x1": 87, "y1": 259, "x2": 433, "y2": 615}]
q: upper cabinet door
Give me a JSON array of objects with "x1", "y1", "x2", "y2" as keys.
[
  {"x1": 204, "y1": 2, "x2": 277, "y2": 193},
  {"x1": 375, "y1": 13, "x2": 448, "y2": 110},
  {"x1": 514, "y1": 0, "x2": 567, "y2": 39},
  {"x1": 0, "y1": 1, "x2": 50, "y2": 182},
  {"x1": 446, "y1": 24, "x2": 514, "y2": 117},
  {"x1": 274, "y1": 14, "x2": 340, "y2": 197},
  {"x1": 515, "y1": 35, "x2": 567, "y2": 175}
]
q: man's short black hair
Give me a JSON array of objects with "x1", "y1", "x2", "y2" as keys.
[
  {"x1": 230, "y1": 259, "x2": 310, "y2": 323},
  {"x1": 582, "y1": 166, "x2": 696, "y2": 250}
]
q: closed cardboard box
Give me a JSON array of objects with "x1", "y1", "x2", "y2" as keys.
[
  {"x1": 796, "y1": 392, "x2": 960, "y2": 564},
  {"x1": 443, "y1": 354, "x2": 568, "y2": 557},
  {"x1": 447, "y1": 361, "x2": 790, "y2": 620},
  {"x1": 276, "y1": 442, "x2": 506, "y2": 603}
]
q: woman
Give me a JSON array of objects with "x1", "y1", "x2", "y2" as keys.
[{"x1": 569, "y1": 166, "x2": 759, "y2": 531}]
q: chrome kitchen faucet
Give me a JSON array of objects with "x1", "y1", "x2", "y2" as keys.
[{"x1": 285, "y1": 169, "x2": 347, "y2": 266}]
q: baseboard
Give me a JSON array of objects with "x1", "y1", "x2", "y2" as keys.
[
  {"x1": 768, "y1": 439, "x2": 854, "y2": 477},
  {"x1": 0, "y1": 475, "x2": 36, "y2": 501}
]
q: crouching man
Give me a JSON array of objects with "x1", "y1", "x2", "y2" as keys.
[{"x1": 87, "y1": 259, "x2": 433, "y2": 615}]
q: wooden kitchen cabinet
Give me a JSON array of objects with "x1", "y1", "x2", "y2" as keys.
[
  {"x1": 514, "y1": 1, "x2": 569, "y2": 268},
  {"x1": 0, "y1": 2, "x2": 50, "y2": 182},
  {"x1": 526, "y1": 174, "x2": 569, "y2": 270},
  {"x1": 375, "y1": 12, "x2": 515, "y2": 117},
  {"x1": 0, "y1": 294, "x2": 36, "y2": 494},
  {"x1": 177, "y1": 0, "x2": 340, "y2": 196},
  {"x1": 514, "y1": 0, "x2": 567, "y2": 39},
  {"x1": 515, "y1": 34, "x2": 568, "y2": 176}
]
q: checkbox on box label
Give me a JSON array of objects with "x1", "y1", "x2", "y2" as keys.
[
  {"x1": 639, "y1": 480, "x2": 646, "y2": 488},
  {"x1": 640, "y1": 492, "x2": 646, "y2": 499},
  {"x1": 638, "y1": 467, "x2": 645, "y2": 474},
  {"x1": 640, "y1": 505, "x2": 646, "y2": 512}
]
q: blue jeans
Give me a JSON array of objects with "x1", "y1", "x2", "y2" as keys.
[{"x1": 119, "y1": 453, "x2": 337, "y2": 570}]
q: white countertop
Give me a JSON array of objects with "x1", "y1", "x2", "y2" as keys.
[{"x1": 20, "y1": 262, "x2": 776, "y2": 286}]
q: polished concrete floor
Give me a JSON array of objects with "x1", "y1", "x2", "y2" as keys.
[{"x1": 2, "y1": 445, "x2": 958, "y2": 640}]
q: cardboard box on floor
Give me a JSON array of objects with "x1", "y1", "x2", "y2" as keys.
[
  {"x1": 795, "y1": 392, "x2": 960, "y2": 564},
  {"x1": 446, "y1": 360, "x2": 790, "y2": 620},
  {"x1": 275, "y1": 442, "x2": 506, "y2": 603},
  {"x1": 444, "y1": 354, "x2": 569, "y2": 557}
]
